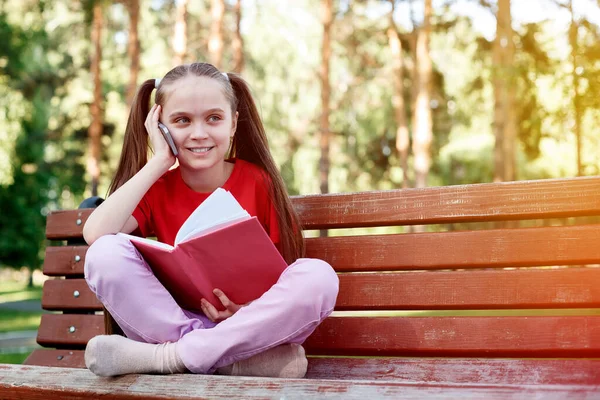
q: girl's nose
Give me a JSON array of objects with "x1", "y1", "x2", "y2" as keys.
[{"x1": 190, "y1": 124, "x2": 209, "y2": 139}]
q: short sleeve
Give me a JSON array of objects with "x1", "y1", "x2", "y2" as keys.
[{"x1": 132, "y1": 195, "x2": 154, "y2": 238}]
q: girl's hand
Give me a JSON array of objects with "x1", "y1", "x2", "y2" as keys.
[
  {"x1": 144, "y1": 104, "x2": 176, "y2": 167},
  {"x1": 200, "y1": 289, "x2": 246, "y2": 322}
]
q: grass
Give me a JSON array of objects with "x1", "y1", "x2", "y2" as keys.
[
  {"x1": 0, "y1": 288, "x2": 42, "y2": 303},
  {"x1": 0, "y1": 278, "x2": 44, "y2": 365},
  {"x1": 0, "y1": 282, "x2": 42, "y2": 303},
  {"x1": 0, "y1": 309, "x2": 43, "y2": 333},
  {"x1": 0, "y1": 352, "x2": 30, "y2": 364},
  {"x1": 0, "y1": 280, "x2": 43, "y2": 333}
]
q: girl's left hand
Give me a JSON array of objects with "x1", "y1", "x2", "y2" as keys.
[{"x1": 200, "y1": 288, "x2": 243, "y2": 322}]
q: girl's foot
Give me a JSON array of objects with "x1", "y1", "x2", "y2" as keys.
[
  {"x1": 85, "y1": 334, "x2": 187, "y2": 376},
  {"x1": 216, "y1": 344, "x2": 308, "y2": 378}
]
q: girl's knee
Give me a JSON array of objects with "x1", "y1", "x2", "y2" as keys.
[
  {"x1": 288, "y1": 258, "x2": 339, "y2": 310},
  {"x1": 84, "y1": 234, "x2": 134, "y2": 288}
]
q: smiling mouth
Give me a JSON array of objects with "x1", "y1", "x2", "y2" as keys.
[{"x1": 188, "y1": 147, "x2": 215, "y2": 153}]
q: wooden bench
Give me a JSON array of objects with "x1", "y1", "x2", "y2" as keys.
[{"x1": 3, "y1": 175, "x2": 600, "y2": 398}]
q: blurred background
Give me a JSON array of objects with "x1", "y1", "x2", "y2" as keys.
[{"x1": 1, "y1": 0, "x2": 600, "y2": 362}]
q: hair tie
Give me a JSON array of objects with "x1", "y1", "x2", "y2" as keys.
[
  {"x1": 222, "y1": 72, "x2": 229, "y2": 81},
  {"x1": 155, "y1": 78, "x2": 161, "y2": 88}
]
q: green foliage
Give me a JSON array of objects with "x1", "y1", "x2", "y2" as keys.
[
  {"x1": 0, "y1": 5, "x2": 86, "y2": 275},
  {"x1": 2, "y1": 0, "x2": 600, "y2": 276}
]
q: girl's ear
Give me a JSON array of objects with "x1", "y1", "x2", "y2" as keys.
[{"x1": 231, "y1": 111, "x2": 239, "y2": 136}]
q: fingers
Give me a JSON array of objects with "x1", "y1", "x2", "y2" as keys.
[
  {"x1": 199, "y1": 290, "x2": 241, "y2": 323},
  {"x1": 144, "y1": 104, "x2": 174, "y2": 164},
  {"x1": 200, "y1": 298, "x2": 220, "y2": 322},
  {"x1": 213, "y1": 289, "x2": 241, "y2": 313},
  {"x1": 144, "y1": 104, "x2": 160, "y2": 135}
]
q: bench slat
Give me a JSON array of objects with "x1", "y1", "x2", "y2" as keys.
[
  {"x1": 43, "y1": 246, "x2": 87, "y2": 276},
  {"x1": 46, "y1": 209, "x2": 93, "y2": 240},
  {"x1": 304, "y1": 315, "x2": 600, "y2": 357},
  {"x1": 42, "y1": 267, "x2": 600, "y2": 312},
  {"x1": 24, "y1": 349, "x2": 85, "y2": 369},
  {"x1": 45, "y1": 176, "x2": 600, "y2": 239},
  {"x1": 337, "y1": 267, "x2": 600, "y2": 310},
  {"x1": 306, "y1": 357, "x2": 600, "y2": 385},
  {"x1": 37, "y1": 313, "x2": 600, "y2": 357},
  {"x1": 43, "y1": 224, "x2": 600, "y2": 276},
  {"x1": 41, "y1": 280, "x2": 101, "y2": 311},
  {"x1": 22, "y1": 350, "x2": 600, "y2": 386},
  {"x1": 307, "y1": 224, "x2": 600, "y2": 271},
  {"x1": 2, "y1": 364, "x2": 599, "y2": 399},
  {"x1": 294, "y1": 176, "x2": 600, "y2": 229},
  {"x1": 37, "y1": 314, "x2": 104, "y2": 347}
]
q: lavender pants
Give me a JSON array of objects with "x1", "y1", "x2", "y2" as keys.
[{"x1": 84, "y1": 234, "x2": 339, "y2": 374}]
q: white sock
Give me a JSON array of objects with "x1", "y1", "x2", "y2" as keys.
[
  {"x1": 85, "y1": 334, "x2": 187, "y2": 377},
  {"x1": 216, "y1": 344, "x2": 308, "y2": 378}
]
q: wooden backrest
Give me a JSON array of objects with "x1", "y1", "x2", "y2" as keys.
[{"x1": 27, "y1": 176, "x2": 600, "y2": 367}]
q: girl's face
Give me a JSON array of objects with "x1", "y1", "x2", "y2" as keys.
[{"x1": 160, "y1": 75, "x2": 237, "y2": 173}]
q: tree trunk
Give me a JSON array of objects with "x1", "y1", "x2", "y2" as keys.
[
  {"x1": 319, "y1": 0, "x2": 332, "y2": 237},
  {"x1": 173, "y1": 0, "x2": 188, "y2": 66},
  {"x1": 387, "y1": 0, "x2": 410, "y2": 189},
  {"x1": 28, "y1": 266, "x2": 34, "y2": 288},
  {"x1": 125, "y1": 0, "x2": 140, "y2": 107},
  {"x1": 569, "y1": 0, "x2": 582, "y2": 176},
  {"x1": 493, "y1": 0, "x2": 517, "y2": 182},
  {"x1": 411, "y1": 0, "x2": 432, "y2": 190},
  {"x1": 88, "y1": 1, "x2": 103, "y2": 197},
  {"x1": 209, "y1": 0, "x2": 225, "y2": 69},
  {"x1": 232, "y1": 0, "x2": 244, "y2": 73}
]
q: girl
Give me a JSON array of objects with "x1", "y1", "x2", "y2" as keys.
[{"x1": 82, "y1": 62, "x2": 339, "y2": 377}]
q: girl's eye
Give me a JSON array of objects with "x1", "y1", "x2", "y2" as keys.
[
  {"x1": 175, "y1": 117, "x2": 190, "y2": 124},
  {"x1": 208, "y1": 115, "x2": 222, "y2": 122}
]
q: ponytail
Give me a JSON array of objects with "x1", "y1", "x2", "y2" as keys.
[
  {"x1": 228, "y1": 74, "x2": 305, "y2": 264},
  {"x1": 108, "y1": 79, "x2": 155, "y2": 195}
]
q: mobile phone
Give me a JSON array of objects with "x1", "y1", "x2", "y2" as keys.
[{"x1": 157, "y1": 122, "x2": 178, "y2": 156}]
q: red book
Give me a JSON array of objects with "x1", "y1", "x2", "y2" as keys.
[{"x1": 118, "y1": 188, "x2": 288, "y2": 312}]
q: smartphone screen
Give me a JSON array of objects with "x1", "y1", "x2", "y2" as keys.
[{"x1": 157, "y1": 122, "x2": 178, "y2": 156}]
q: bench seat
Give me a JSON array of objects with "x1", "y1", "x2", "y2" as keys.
[
  {"x1": 3, "y1": 175, "x2": 600, "y2": 397},
  {"x1": 2, "y1": 363, "x2": 600, "y2": 399}
]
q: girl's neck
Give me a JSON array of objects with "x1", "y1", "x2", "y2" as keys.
[{"x1": 179, "y1": 160, "x2": 234, "y2": 193}]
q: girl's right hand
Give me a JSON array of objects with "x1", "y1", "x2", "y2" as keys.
[{"x1": 145, "y1": 104, "x2": 176, "y2": 167}]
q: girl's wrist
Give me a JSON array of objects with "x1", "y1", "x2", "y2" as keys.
[{"x1": 147, "y1": 155, "x2": 174, "y2": 174}]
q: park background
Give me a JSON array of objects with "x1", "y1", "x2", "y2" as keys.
[{"x1": 1, "y1": 0, "x2": 599, "y2": 364}]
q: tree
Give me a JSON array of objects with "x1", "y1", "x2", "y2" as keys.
[
  {"x1": 319, "y1": 0, "x2": 333, "y2": 237},
  {"x1": 88, "y1": 0, "x2": 104, "y2": 196},
  {"x1": 492, "y1": 0, "x2": 517, "y2": 182},
  {"x1": 387, "y1": 0, "x2": 410, "y2": 188},
  {"x1": 404, "y1": 0, "x2": 434, "y2": 234},
  {"x1": 125, "y1": 0, "x2": 140, "y2": 107},
  {"x1": 412, "y1": 0, "x2": 433, "y2": 189},
  {"x1": 232, "y1": 0, "x2": 244, "y2": 73},
  {"x1": 568, "y1": 0, "x2": 582, "y2": 176},
  {"x1": 209, "y1": 0, "x2": 224, "y2": 69},
  {"x1": 173, "y1": 0, "x2": 188, "y2": 66},
  {"x1": 0, "y1": 3, "x2": 86, "y2": 285}
]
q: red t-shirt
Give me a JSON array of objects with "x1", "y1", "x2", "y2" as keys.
[{"x1": 132, "y1": 159, "x2": 280, "y2": 250}]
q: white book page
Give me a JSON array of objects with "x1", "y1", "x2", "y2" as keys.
[
  {"x1": 117, "y1": 232, "x2": 175, "y2": 251},
  {"x1": 179, "y1": 214, "x2": 251, "y2": 244},
  {"x1": 174, "y1": 188, "x2": 250, "y2": 245}
]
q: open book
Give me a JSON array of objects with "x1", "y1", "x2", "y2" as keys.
[{"x1": 118, "y1": 188, "x2": 288, "y2": 312}]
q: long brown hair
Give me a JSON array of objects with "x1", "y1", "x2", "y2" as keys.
[{"x1": 109, "y1": 63, "x2": 305, "y2": 263}]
